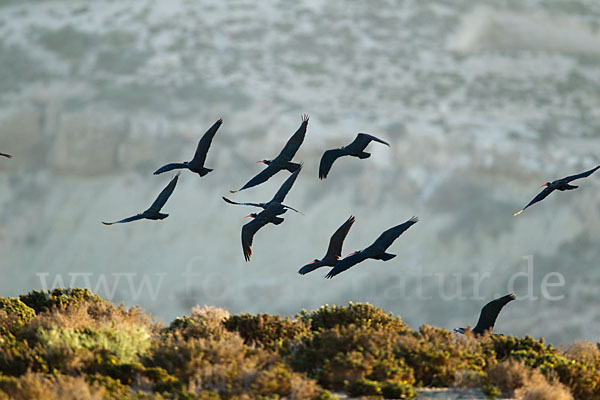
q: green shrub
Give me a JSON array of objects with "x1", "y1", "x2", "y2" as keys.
[
  {"x1": 482, "y1": 384, "x2": 501, "y2": 399},
  {"x1": 302, "y1": 302, "x2": 408, "y2": 332},
  {"x1": 381, "y1": 381, "x2": 415, "y2": 399},
  {"x1": 345, "y1": 378, "x2": 381, "y2": 397},
  {"x1": 224, "y1": 313, "x2": 310, "y2": 351},
  {"x1": 0, "y1": 298, "x2": 35, "y2": 335},
  {"x1": 19, "y1": 288, "x2": 103, "y2": 314}
]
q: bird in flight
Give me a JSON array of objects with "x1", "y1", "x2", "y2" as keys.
[
  {"x1": 325, "y1": 216, "x2": 418, "y2": 279},
  {"x1": 231, "y1": 114, "x2": 309, "y2": 193},
  {"x1": 102, "y1": 174, "x2": 180, "y2": 225},
  {"x1": 453, "y1": 293, "x2": 516, "y2": 335},
  {"x1": 241, "y1": 203, "x2": 289, "y2": 261},
  {"x1": 0, "y1": 152, "x2": 12, "y2": 159},
  {"x1": 299, "y1": 216, "x2": 356, "y2": 275},
  {"x1": 513, "y1": 165, "x2": 600, "y2": 216},
  {"x1": 154, "y1": 118, "x2": 223, "y2": 177},
  {"x1": 223, "y1": 167, "x2": 303, "y2": 214},
  {"x1": 319, "y1": 133, "x2": 390, "y2": 179}
]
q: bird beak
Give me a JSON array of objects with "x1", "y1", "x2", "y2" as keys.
[
  {"x1": 538, "y1": 183, "x2": 548, "y2": 188},
  {"x1": 255, "y1": 160, "x2": 264, "y2": 164},
  {"x1": 244, "y1": 214, "x2": 253, "y2": 219}
]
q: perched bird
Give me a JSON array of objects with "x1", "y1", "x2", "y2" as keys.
[
  {"x1": 0, "y1": 153, "x2": 12, "y2": 159},
  {"x1": 513, "y1": 165, "x2": 600, "y2": 216},
  {"x1": 319, "y1": 133, "x2": 390, "y2": 179},
  {"x1": 223, "y1": 167, "x2": 303, "y2": 214},
  {"x1": 102, "y1": 174, "x2": 180, "y2": 225},
  {"x1": 241, "y1": 203, "x2": 288, "y2": 261},
  {"x1": 231, "y1": 114, "x2": 309, "y2": 193},
  {"x1": 325, "y1": 216, "x2": 418, "y2": 279},
  {"x1": 299, "y1": 216, "x2": 356, "y2": 275},
  {"x1": 453, "y1": 294, "x2": 516, "y2": 335},
  {"x1": 154, "y1": 118, "x2": 223, "y2": 177}
]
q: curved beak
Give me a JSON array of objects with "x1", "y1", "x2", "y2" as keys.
[
  {"x1": 244, "y1": 214, "x2": 253, "y2": 219},
  {"x1": 255, "y1": 160, "x2": 264, "y2": 164},
  {"x1": 538, "y1": 184, "x2": 548, "y2": 189}
]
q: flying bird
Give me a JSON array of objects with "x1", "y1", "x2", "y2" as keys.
[
  {"x1": 0, "y1": 153, "x2": 12, "y2": 159},
  {"x1": 325, "y1": 216, "x2": 418, "y2": 279},
  {"x1": 102, "y1": 174, "x2": 180, "y2": 225},
  {"x1": 223, "y1": 167, "x2": 303, "y2": 214},
  {"x1": 154, "y1": 118, "x2": 223, "y2": 177},
  {"x1": 241, "y1": 203, "x2": 289, "y2": 261},
  {"x1": 513, "y1": 165, "x2": 600, "y2": 216},
  {"x1": 319, "y1": 133, "x2": 390, "y2": 179},
  {"x1": 231, "y1": 114, "x2": 309, "y2": 193},
  {"x1": 453, "y1": 293, "x2": 516, "y2": 335},
  {"x1": 298, "y1": 216, "x2": 356, "y2": 275}
]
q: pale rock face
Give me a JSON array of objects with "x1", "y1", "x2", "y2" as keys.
[{"x1": 0, "y1": 0, "x2": 600, "y2": 344}]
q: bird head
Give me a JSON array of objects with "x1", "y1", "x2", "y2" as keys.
[
  {"x1": 256, "y1": 159, "x2": 271, "y2": 165},
  {"x1": 538, "y1": 182, "x2": 551, "y2": 188}
]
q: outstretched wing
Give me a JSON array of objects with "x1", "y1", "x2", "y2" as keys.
[
  {"x1": 563, "y1": 165, "x2": 600, "y2": 183},
  {"x1": 350, "y1": 133, "x2": 390, "y2": 151},
  {"x1": 325, "y1": 216, "x2": 356, "y2": 259},
  {"x1": 192, "y1": 118, "x2": 223, "y2": 166},
  {"x1": 325, "y1": 251, "x2": 369, "y2": 279},
  {"x1": 222, "y1": 196, "x2": 263, "y2": 208},
  {"x1": 472, "y1": 294, "x2": 516, "y2": 334},
  {"x1": 232, "y1": 164, "x2": 279, "y2": 193},
  {"x1": 102, "y1": 214, "x2": 145, "y2": 225},
  {"x1": 512, "y1": 186, "x2": 554, "y2": 216},
  {"x1": 241, "y1": 216, "x2": 269, "y2": 261},
  {"x1": 154, "y1": 163, "x2": 187, "y2": 175},
  {"x1": 275, "y1": 114, "x2": 309, "y2": 162},
  {"x1": 319, "y1": 149, "x2": 345, "y2": 179},
  {"x1": 370, "y1": 216, "x2": 418, "y2": 251},
  {"x1": 271, "y1": 167, "x2": 302, "y2": 203},
  {"x1": 147, "y1": 174, "x2": 179, "y2": 213},
  {"x1": 0, "y1": 152, "x2": 12, "y2": 159}
]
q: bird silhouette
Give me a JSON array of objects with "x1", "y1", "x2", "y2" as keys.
[
  {"x1": 513, "y1": 165, "x2": 600, "y2": 216},
  {"x1": 102, "y1": 174, "x2": 180, "y2": 225},
  {"x1": 325, "y1": 216, "x2": 418, "y2": 279},
  {"x1": 241, "y1": 203, "x2": 289, "y2": 261},
  {"x1": 299, "y1": 216, "x2": 356, "y2": 275},
  {"x1": 454, "y1": 293, "x2": 516, "y2": 335},
  {"x1": 231, "y1": 114, "x2": 308, "y2": 193},
  {"x1": 154, "y1": 118, "x2": 223, "y2": 177},
  {"x1": 0, "y1": 153, "x2": 13, "y2": 159},
  {"x1": 223, "y1": 167, "x2": 303, "y2": 214},
  {"x1": 319, "y1": 133, "x2": 389, "y2": 179}
]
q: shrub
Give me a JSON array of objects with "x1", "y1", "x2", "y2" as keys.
[
  {"x1": 514, "y1": 381, "x2": 573, "y2": 400},
  {"x1": 302, "y1": 302, "x2": 408, "y2": 332},
  {"x1": 345, "y1": 378, "x2": 381, "y2": 397},
  {"x1": 224, "y1": 313, "x2": 310, "y2": 351},
  {"x1": 19, "y1": 288, "x2": 103, "y2": 314},
  {"x1": 0, "y1": 298, "x2": 35, "y2": 336}
]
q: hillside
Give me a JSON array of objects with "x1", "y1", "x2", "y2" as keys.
[{"x1": 0, "y1": 288, "x2": 598, "y2": 399}]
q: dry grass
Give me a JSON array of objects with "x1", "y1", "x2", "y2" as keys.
[
  {"x1": 515, "y1": 381, "x2": 573, "y2": 400},
  {"x1": 560, "y1": 340, "x2": 600, "y2": 365},
  {"x1": 488, "y1": 360, "x2": 546, "y2": 394},
  {"x1": 0, "y1": 372, "x2": 104, "y2": 400}
]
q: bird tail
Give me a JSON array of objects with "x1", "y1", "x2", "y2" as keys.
[
  {"x1": 512, "y1": 209, "x2": 525, "y2": 216},
  {"x1": 379, "y1": 252, "x2": 396, "y2": 261},
  {"x1": 358, "y1": 152, "x2": 371, "y2": 159},
  {"x1": 199, "y1": 167, "x2": 213, "y2": 177}
]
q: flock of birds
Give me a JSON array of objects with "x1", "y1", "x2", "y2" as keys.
[{"x1": 2, "y1": 114, "x2": 598, "y2": 334}]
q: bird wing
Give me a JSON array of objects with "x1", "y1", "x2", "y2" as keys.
[
  {"x1": 153, "y1": 163, "x2": 188, "y2": 175},
  {"x1": 191, "y1": 118, "x2": 223, "y2": 166},
  {"x1": 318, "y1": 149, "x2": 345, "y2": 179},
  {"x1": 370, "y1": 216, "x2": 418, "y2": 251},
  {"x1": 147, "y1": 174, "x2": 179, "y2": 213},
  {"x1": 351, "y1": 133, "x2": 390, "y2": 150},
  {"x1": 298, "y1": 261, "x2": 327, "y2": 275},
  {"x1": 232, "y1": 164, "x2": 279, "y2": 193},
  {"x1": 222, "y1": 196, "x2": 264, "y2": 208},
  {"x1": 102, "y1": 214, "x2": 146, "y2": 225},
  {"x1": 0, "y1": 152, "x2": 12, "y2": 159},
  {"x1": 271, "y1": 167, "x2": 302, "y2": 203},
  {"x1": 325, "y1": 216, "x2": 356, "y2": 259},
  {"x1": 241, "y1": 215, "x2": 269, "y2": 261},
  {"x1": 325, "y1": 251, "x2": 369, "y2": 279},
  {"x1": 512, "y1": 186, "x2": 554, "y2": 216},
  {"x1": 274, "y1": 114, "x2": 309, "y2": 162},
  {"x1": 472, "y1": 294, "x2": 516, "y2": 334},
  {"x1": 563, "y1": 165, "x2": 600, "y2": 182}
]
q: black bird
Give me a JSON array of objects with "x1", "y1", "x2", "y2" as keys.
[
  {"x1": 231, "y1": 114, "x2": 309, "y2": 193},
  {"x1": 325, "y1": 216, "x2": 418, "y2": 279},
  {"x1": 0, "y1": 153, "x2": 12, "y2": 159},
  {"x1": 513, "y1": 165, "x2": 600, "y2": 216},
  {"x1": 454, "y1": 294, "x2": 516, "y2": 335},
  {"x1": 319, "y1": 133, "x2": 390, "y2": 179},
  {"x1": 241, "y1": 203, "x2": 288, "y2": 261},
  {"x1": 223, "y1": 167, "x2": 303, "y2": 214},
  {"x1": 102, "y1": 174, "x2": 179, "y2": 225},
  {"x1": 154, "y1": 118, "x2": 222, "y2": 177},
  {"x1": 299, "y1": 216, "x2": 356, "y2": 275}
]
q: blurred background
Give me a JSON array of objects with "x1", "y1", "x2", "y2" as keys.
[{"x1": 0, "y1": 0, "x2": 599, "y2": 344}]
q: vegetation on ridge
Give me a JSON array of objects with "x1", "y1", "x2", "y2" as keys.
[{"x1": 0, "y1": 289, "x2": 598, "y2": 399}]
